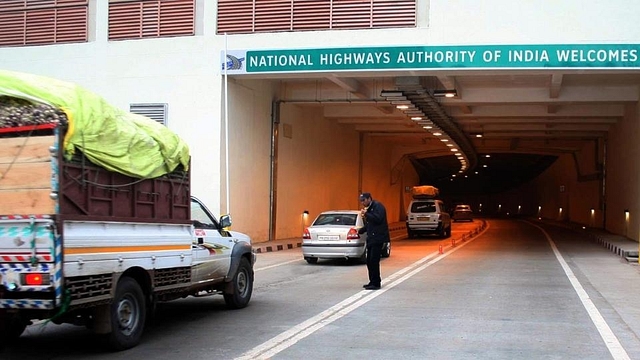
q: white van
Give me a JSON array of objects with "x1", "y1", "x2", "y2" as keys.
[{"x1": 406, "y1": 199, "x2": 452, "y2": 238}]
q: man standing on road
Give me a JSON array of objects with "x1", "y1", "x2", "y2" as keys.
[{"x1": 358, "y1": 192, "x2": 390, "y2": 290}]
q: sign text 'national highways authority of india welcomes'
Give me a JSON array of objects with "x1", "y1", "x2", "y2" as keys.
[{"x1": 239, "y1": 44, "x2": 639, "y2": 73}]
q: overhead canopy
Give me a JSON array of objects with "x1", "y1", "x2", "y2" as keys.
[{"x1": 0, "y1": 69, "x2": 189, "y2": 179}]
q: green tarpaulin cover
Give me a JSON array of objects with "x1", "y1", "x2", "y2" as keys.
[{"x1": 0, "y1": 69, "x2": 189, "y2": 178}]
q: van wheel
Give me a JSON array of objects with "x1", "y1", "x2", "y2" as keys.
[
  {"x1": 224, "y1": 257, "x2": 254, "y2": 309},
  {"x1": 108, "y1": 277, "x2": 146, "y2": 351}
]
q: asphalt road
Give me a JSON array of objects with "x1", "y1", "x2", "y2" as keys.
[{"x1": 4, "y1": 219, "x2": 640, "y2": 360}]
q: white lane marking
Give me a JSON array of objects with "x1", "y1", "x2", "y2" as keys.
[
  {"x1": 235, "y1": 224, "x2": 490, "y2": 360},
  {"x1": 254, "y1": 258, "x2": 302, "y2": 272},
  {"x1": 529, "y1": 222, "x2": 631, "y2": 360}
]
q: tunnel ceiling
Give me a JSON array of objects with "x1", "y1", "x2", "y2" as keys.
[{"x1": 270, "y1": 70, "x2": 640, "y2": 196}]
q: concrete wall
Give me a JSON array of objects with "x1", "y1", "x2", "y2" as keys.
[
  {"x1": 605, "y1": 103, "x2": 640, "y2": 239},
  {"x1": 275, "y1": 103, "x2": 361, "y2": 238}
]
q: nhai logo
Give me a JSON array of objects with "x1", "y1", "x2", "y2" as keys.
[{"x1": 222, "y1": 54, "x2": 245, "y2": 71}]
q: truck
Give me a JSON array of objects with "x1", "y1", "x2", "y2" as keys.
[{"x1": 0, "y1": 70, "x2": 255, "y2": 350}]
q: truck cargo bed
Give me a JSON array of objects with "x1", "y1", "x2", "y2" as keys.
[{"x1": 1, "y1": 127, "x2": 191, "y2": 223}]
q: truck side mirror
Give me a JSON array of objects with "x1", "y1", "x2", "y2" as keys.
[{"x1": 220, "y1": 214, "x2": 232, "y2": 229}]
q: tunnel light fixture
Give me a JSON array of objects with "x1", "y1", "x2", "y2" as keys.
[
  {"x1": 433, "y1": 89, "x2": 457, "y2": 98},
  {"x1": 450, "y1": 148, "x2": 458, "y2": 152},
  {"x1": 411, "y1": 116, "x2": 422, "y2": 121},
  {"x1": 396, "y1": 105, "x2": 409, "y2": 110},
  {"x1": 433, "y1": 132, "x2": 442, "y2": 136}
]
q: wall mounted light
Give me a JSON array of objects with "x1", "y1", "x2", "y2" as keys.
[{"x1": 303, "y1": 210, "x2": 309, "y2": 215}]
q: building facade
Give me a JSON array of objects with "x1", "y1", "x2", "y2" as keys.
[{"x1": 1, "y1": 0, "x2": 639, "y2": 242}]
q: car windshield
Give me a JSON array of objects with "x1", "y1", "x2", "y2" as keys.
[
  {"x1": 410, "y1": 202, "x2": 437, "y2": 213},
  {"x1": 456, "y1": 205, "x2": 470, "y2": 211},
  {"x1": 313, "y1": 214, "x2": 357, "y2": 226}
]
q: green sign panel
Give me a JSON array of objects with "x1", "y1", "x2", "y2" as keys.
[{"x1": 230, "y1": 44, "x2": 640, "y2": 73}]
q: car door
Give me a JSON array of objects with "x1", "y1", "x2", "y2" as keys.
[{"x1": 190, "y1": 197, "x2": 233, "y2": 284}]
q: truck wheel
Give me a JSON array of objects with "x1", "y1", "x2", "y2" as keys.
[
  {"x1": 224, "y1": 257, "x2": 253, "y2": 309},
  {"x1": 108, "y1": 277, "x2": 146, "y2": 351}
]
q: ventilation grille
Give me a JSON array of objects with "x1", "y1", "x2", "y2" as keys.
[
  {"x1": 217, "y1": 0, "x2": 416, "y2": 34},
  {"x1": 109, "y1": 0, "x2": 195, "y2": 40},
  {"x1": 0, "y1": 0, "x2": 88, "y2": 47},
  {"x1": 130, "y1": 103, "x2": 168, "y2": 125}
]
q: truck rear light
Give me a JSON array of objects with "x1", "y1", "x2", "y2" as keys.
[
  {"x1": 347, "y1": 228, "x2": 360, "y2": 239},
  {"x1": 303, "y1": 228, "x2": 311, "y2": 239},
  {"x1": 22, "y1": 273, "x2": 51, "y2": 286}
]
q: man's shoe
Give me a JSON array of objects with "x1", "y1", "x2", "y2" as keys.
[
  {"x1": 363, "y1": 283, "x2": 372, "y2": 288},
  {"x1": 364, "y1": 284, "x2": 381, "y2": 290}
]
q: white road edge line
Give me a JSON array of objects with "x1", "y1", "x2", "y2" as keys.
[
  {"x1": 235, "y1": 224, "x2": 490, "y2": 360},
  {"x1": 528, "y1": 222, "x2": 631, "y2": 360}
]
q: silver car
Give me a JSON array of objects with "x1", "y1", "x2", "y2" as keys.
[
  {"x1": 302, "y1": 210, "x2": 390, "y2": 264},
  {"x1": 452, "y1": 204, "x2": 473, "y2": 222}
]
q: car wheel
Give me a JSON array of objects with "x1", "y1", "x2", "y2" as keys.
[
  {"x1": 108, "y1": 277, "x2": 146, "y2": 351},
  {"x1": 224, "y1": 257, "x2": 254, "y2": 309},
  {"x1": 305, "y1": 257, "x2": 318, "y2": 264}
]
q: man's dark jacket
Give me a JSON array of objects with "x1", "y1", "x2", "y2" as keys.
[{"x1": 358, "y1": 200, "x2": 390, "y2": 245}]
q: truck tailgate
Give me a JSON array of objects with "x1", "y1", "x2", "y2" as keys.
[{"x1": 0, "y1": 216, "x2": 60, "y2": 309}]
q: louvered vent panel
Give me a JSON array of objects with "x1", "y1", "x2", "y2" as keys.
[
  {"x1": 56, "y1": 6, "x2": 88, "y2": 42},
  {"x1": 142, "y1": 2, "x2": 159, "y2": 37},
  {"x1": 0, "y1": 1, "x2": 87, "y2": 46},
  {"x1": 372, "y1": 0, "x2": 415, "y2": 27},
  {"x1": 254, "y1": 0, "x2": 292, "y2": 32},
  {"x1": 130, "y1": 103, "x2": 168, "y2": 125},
  {"x1": 109, "y1": 2, "x2": 142, "y2": 40},
  {"x1": 217, "y1": 0, "x2": 254, "y2": 34},
  {"x1": 332, "y1": 0, "x2": 372, "y2": 29},
  {"x1": 108, "y1": 0, "x2": 194, "y2": 40},
  {"x1": 292, "y1": 0, "x2": 330, "y2": 30},
  {"x1": 25, "y1": 9, "x2": 56, "y2": 44},
  {"x1": 159, "y1": 0, "x2": 195, "y2": 36},
  {"x1": 216, "y1": 0, "x2": 416, "y2": 34},
  {"x1": 0, "y1": 13, "x2": 25, "y2": 46}
]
